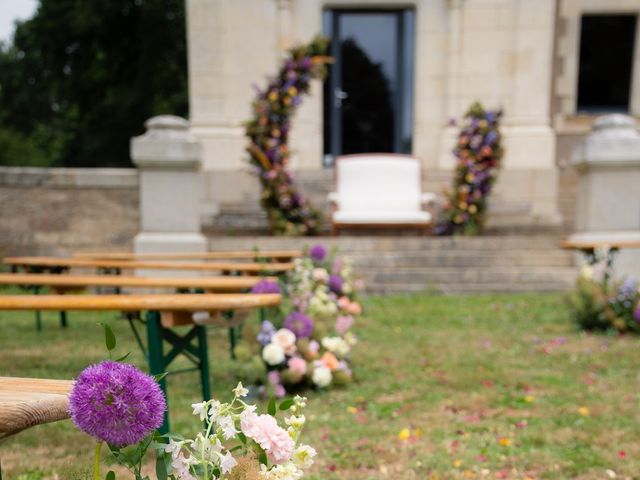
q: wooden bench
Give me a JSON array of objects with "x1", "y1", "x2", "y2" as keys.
[
  {"x1": 561, "y1": 237, "x2": 640, "y2": 282},
  {"x1": 0, "y1": 273, "x2": 278, "y2": 346},
  {"x1": 0, "y1": 377, "x2": 73, "y2": 475},
  {"x1": 0, "y1": 293, "x2": 281, "y2": 432},
  {"x1": 3, "y1": 257, "x2": 294, "y2": 275},
  {"x1": 0, "y1": 377, "x2": 72, "y2": 441},
  {"x1": 74, "y1": 249, "x2": 302, "y2": 262}
]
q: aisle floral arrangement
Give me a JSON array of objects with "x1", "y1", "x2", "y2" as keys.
[
  {"x1": 435, "y1": 102, "x2": 503, "y2": 236},
  {"x1": 245, "y1": 36, "x2": 331, "y2": 236},
  {"x1": 233, "y1": 244, "x2": 361, "y2": 396},
  {"x1": 70, "y1": 329, "x2": 316, "y2": 479},
  {"x1": 567, "y1": 248, "x2": 640, "y2": 333}
]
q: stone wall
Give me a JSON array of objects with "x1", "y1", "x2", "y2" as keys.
[{"x1": 0, "y1": 167, "x2": 139, "y2": 257}]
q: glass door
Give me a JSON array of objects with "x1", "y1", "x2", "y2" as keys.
[{"x1": 323, "y1": 9, "x2": 415, "y2": 166}]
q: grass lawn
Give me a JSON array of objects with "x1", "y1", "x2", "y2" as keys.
[{"x1": 1, "y1": 291, "x2": 638, "y2": 479}]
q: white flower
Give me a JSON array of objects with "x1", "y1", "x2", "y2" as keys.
[
  {"x1": 312, "y1": 366, "x2": 332, "y2": 388},
  {"x1": 272, "y1": 329, "x2": 296, "y2": 350},
  {"x1": 191, "y1": 401, "x2": 207, "y2": 421},
  {"x1": 344, "y1": 332, "x2": 358, "y2": 346},
  {"x1": 292, "y1": 444, "x2": 316, "y2": 468},
  {"x1": 164, "y1": 439, "x2": 182, "y2": 459},
  {"x1": 207, "y1": 400, "x2": 222, "y2": 422},
  {"x1": 260, "y1": 462, "x2": 304, "y2": 480},
  {"x1": 171, "y1": 452, "x2": 196, "y2": 480},
  {"x1": 217, "y1": 414, "x2": 237, "y2": 439},
  {"x1": 284, "y1": 415, "x2": 305, "y2": 429},
  {"x1": 321, "y1": 336, "x2": 350, "y2": 357},
  {"x1": 263, "y1": 342, "x2": 286, "y2": 365},
  {"x1": 220, "y1": 451, "x2": 238, "y2": 474},
  {"x1": 312, "y1": 268, "x2": 329, "y2": 282},
  {"x1": 233, "y1": 381, "x2": 249, "y2": 397},
  {"x1": 189, "y1": 433, "x2": 222, "y2": 464},
  {"x1": 580, "y1": 264, "x2": 593, "y2": 280}
]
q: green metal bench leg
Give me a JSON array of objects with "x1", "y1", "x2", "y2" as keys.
[
  {"x1": 197, "y1": 326, "x2": 211, "y2": 400},
  {"x1": 228, "y1": 326, "x2": 237, "y2": 360},
  {"x1": 145, "y1": 311, "x2": 170, "y2": 434},
  {"x1": 59, "y1": 310, "x2": 68, "y2": 328},
  {"x1": 35, "y1": 310, "x2": 42, "y2": 331}
]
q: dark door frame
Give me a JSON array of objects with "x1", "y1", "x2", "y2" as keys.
[{"x1": 322, "y1": 8, "x2": 415, "y2": 166}]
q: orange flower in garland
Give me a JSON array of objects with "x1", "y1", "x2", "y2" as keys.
[{"x1": 245, "y1": 36, "x2": 331, "y2": 236}]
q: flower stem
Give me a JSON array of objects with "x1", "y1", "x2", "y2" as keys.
[{"x1": 94, "y1": 441, "x2": 103, "y2": 480}]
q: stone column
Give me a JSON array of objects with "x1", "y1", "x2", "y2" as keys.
[
  {"x1": 570, "y1": 114, "x2": 640, "y2": 278},
  {"x1": 131, "y1": 115, "x2": 207, "y2": 257}
]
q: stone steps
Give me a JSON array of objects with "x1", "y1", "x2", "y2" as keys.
[
  {"x1": 349, "y1": 250, "x2": 573, "y2": 267},
  {"x1": 205, "y1": 235, "x2": 577, "y2": 294}
]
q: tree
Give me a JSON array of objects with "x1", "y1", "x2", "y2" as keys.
[{"x1": 0, "y1": 0, "x2": 188, "y2": 167}]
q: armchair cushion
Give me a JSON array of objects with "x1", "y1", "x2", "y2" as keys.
[{"x1": 329, "y1": 154, "x2": 436, "y2": 226}]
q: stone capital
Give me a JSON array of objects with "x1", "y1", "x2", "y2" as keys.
[
  {"x1": 131, "y1": 115, "x2": 201, "y2": 170},
  {"x1": 572, "y1": 114, "x2": 640, "y2": 169}
]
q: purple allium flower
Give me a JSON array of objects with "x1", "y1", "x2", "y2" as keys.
[
  {"x1": 634, "y1": 302, "x2": 640, "y2": 323},
  {"x1": 328, "y1": 274, "x2": 344, "y2": 294},
  {"x1": 68, "y1": 361, "x2": 166, "y2": 447},
  {"x1": 251, "y1": 279, "x2": 281, "y2": 294},
  {"x1": 309, "y1": 244, "x2": 327, "y2": 261},
  {"x1": 257, "y1": 320, "x2": 277, "y2": 346},
  {"x1": 283, "y1": 311, "x2": 314, "y2": 338}
]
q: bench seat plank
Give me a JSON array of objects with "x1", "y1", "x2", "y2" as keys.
[
  {"x1": 0, "y1": 273, "x2": 274, "y2": 292},
  {"x1": 0, "y1": 293, "x2": 281, "y2": 312},
  {"x1": 0, "y1": 377, "x2": 73, "y2": 439},
  {"x1": 74, "y1": 250, "x2": 302, "y2": 261},
  {"x1": 3, "y1": 257, "x2": 293, "y2": 273}
]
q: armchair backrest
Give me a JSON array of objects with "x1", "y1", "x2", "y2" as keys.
[{"x1": 335, "y1": 154, "x2": 423, "y2": 211}]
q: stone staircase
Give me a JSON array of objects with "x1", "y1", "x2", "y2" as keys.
[{"x1": 206, "y1": 235, "x2": 578, "y2": 294}]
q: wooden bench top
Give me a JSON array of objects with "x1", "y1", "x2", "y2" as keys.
[
  {"x1": 0, "y1": 273, "x2": 275, "y2": 292},
  {"x1": 3, "y1": 256, "x2": 294, "y2": 273},
  {"x1": 0, "y1": 293, "x2": 281, "y2": 312},
  {"x1": 560, "y1": 239, "x2": 640, "y2": 250},
  {"x1": 0, "y1": 377, "x2": 73, "y2": 439},
  {"x1": 74, "y1": 249, "x2": 302, "y2": 260}
]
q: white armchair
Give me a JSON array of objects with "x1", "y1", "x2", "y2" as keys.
[{"x1": 328, "y1": 154, "x2": 437, "y2": 234}]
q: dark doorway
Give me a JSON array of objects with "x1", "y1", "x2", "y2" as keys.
[
  {"x1": 323, "y1": 9, "x2": 415, "y2": 166},
  {"x1": 577, "y1": 14, "x2": 637, "y2": 113}
]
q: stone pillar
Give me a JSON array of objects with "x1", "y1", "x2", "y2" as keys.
[
  {"x1": 570, "y1": 114, "x2": 640, "y2": 278},
  {"x1": 132, "y1": 115, "x2": 207, "y2": 257}
]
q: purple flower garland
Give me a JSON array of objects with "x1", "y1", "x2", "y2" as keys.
[
  {"x1": 245, "y1": 37, "x2": 331, "y2": 235},
  {"x1": 435, "y1": 102, "x2": 503, "y2": 236}
]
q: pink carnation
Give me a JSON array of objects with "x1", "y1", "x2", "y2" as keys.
[
  {"x1": 288, "y1": 356, "x2": 307, "y2": 375},
  {"x1": 240, "y1": 411, "x2": 294, "y2": 464},
  {"x1": 335, "y1": 315, "x2": 354, "y2": 335}
]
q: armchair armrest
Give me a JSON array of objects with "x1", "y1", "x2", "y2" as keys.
[
  {"x1": 327, "y1": 192, "x2": 340, "y2": 206},
  {"x1": 421, "y1": 192, "x2": 438, "y2": 206}
]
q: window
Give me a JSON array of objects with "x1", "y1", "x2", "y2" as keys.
[{"x1": 577, "y1": 14, "x2": 637, "y2": 113}]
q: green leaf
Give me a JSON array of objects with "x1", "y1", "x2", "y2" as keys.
[
  {"x1": 268, "y1": 397, "x2": 276, "y2": 416},
  {"x1": 258, "y1": 451, "x2": 268, "y2": 465},
  {"x1": 99, "y1": 322, "x2": 116, "y2": 351},
  {"x1": 105, "y1": 472, "x2": 115, "y2": 480},
  {"x1": 115, "y1": 352, "x2": 131, "y2": 362},
  {"x1": 155, "y1": 452, "x2": 168, "y2": 480},
  {"x1": 153, "y1": 372, "x2": 168, "y2": 382},
  {"x1": 279, "y1": 399, "x2": 294, "y2": 411}
]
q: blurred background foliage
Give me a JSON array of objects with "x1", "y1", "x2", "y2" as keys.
[{"x1": 0, "y1": 0, "x2": 188, "y2": 167}]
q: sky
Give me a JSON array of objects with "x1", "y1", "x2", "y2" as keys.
[{"x1": 0, "y1": 0, "x2": 38, "y2": 43}]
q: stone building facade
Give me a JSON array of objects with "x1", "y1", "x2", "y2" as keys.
[{"x1": 186, "y1": 0, "x2": 640, "y2": 232}]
